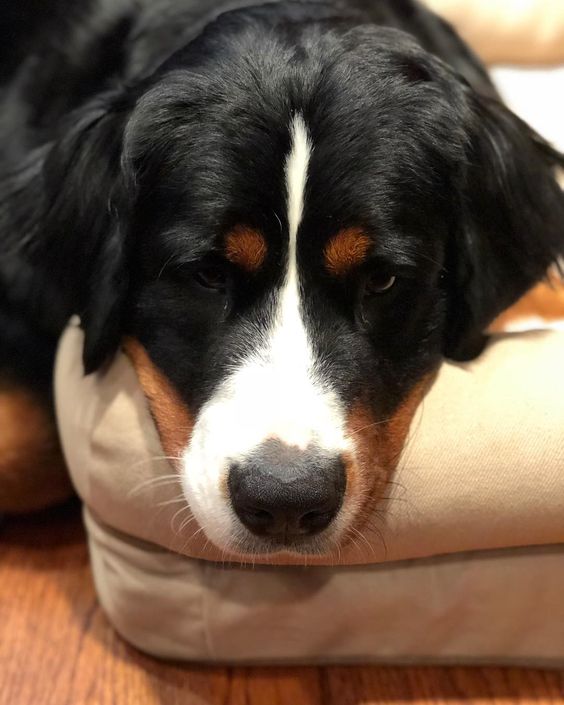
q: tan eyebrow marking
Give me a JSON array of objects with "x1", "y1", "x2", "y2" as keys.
[
  {"x1": 324, "y1": 227, "x2": 372, "y2": 277},
  {"x1": 225, "y1": 225, "x2": 268, "y2": 272}
]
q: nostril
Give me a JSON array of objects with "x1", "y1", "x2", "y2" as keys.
[
  {"x1": 299, "y1": 508, "x2": 338, "y2": 534},
  {"x1": 248, "y1": 508, "x2": 271, "y2": 521},
  {"x1": 241, "y1": 507, "x2": 274, "y2": 527}
]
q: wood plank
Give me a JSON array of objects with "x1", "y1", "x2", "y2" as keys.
[{"x1": 1, "y1": 504, "x2": 563, "y2": 705}]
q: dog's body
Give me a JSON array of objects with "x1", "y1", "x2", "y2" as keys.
[{"x1": 1, "y1": 0, "x2": 563, "y2": 554}]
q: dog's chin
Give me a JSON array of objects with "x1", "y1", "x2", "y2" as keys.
[
  {"x1": 199, "y1": 522, "x2": 346, "y2": 562},
  {"x1": 226, "y1": 534, "x2": 337, "y2": 560}
]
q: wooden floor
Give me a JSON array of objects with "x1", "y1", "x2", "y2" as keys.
[{"x1": 1, "y1": 502, "x2": 563, "y2": 705}]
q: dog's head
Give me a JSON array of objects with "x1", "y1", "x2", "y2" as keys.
[{"x1": 25, "y1": 6, "x2": 564, "y2": 557}]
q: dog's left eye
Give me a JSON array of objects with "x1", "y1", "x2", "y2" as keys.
[{"x1": 193, "y1": 265, "x2": 229, "y2": 292}]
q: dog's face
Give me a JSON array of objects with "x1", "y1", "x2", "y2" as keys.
[
  {"x1": 32, "y1": 7, "x2": 564, "y2": 557},
  {"x1": 124, "y1": 96, "x2": 445, "y2": 556}
]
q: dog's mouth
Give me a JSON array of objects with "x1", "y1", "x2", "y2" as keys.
[
  {"x1": 206, "y1": 519, "x2": 351, "y2": 561},
  {"x1": 228, "y1": 534, "x2": 331, "y2": 557}
]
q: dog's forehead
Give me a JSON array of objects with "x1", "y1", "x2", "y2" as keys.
[{"x1": 128, "y1": 37, "x2": 463, "y2": 271}]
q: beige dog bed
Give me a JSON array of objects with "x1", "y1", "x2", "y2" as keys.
[{"x1": 55, "y1": 323, "x2": 564, "y2": 665}]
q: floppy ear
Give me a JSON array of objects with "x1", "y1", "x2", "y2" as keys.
[
  {"x1": 444, "y1": 93, "x2": 564, "y2": 361},
  {"x1": 30, "y1": 98, "x2": 134, "y2": 373}
]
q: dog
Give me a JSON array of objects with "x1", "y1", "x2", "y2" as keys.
[{"x1": 1, "y1": 0, "x2": 563, "y2": 556}]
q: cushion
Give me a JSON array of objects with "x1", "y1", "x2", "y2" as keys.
[
  {"x1": 425, "y1": 0, "x2": 564, "y2": 66},
  {"x1": 55, "y1": 323, "x2": 564, "y2": 664}
]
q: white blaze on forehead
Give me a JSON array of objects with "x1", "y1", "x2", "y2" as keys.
[
  {"x1": 181, "y1": 115, "x2": 350, "y2": 549},
  {"x1": 286, "y1": 114, "x2": 311, "y2": 245}
]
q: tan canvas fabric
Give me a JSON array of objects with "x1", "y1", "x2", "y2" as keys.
[
  {"x1": 425, "y1": 0, "x2": 564, "y2": 65},
  {"x1": 85, "y1": 511, "x2": 564, "y2": 665}
]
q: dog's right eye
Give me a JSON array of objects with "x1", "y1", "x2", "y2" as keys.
[{"x1": 364, "y1": 272, "x2": 397, "y2": 297}]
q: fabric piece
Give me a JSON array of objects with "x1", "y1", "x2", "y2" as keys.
[
  {"x1": 85, "y1": 509, "x2": 564, "y2": 665},
  {"x1": 425, "y1": 0, "x2": 564, "y2": 65}
]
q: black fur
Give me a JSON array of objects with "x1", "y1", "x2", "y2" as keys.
[{"x1": 1, "y1": 0, "x2": 563, "y2": 421}]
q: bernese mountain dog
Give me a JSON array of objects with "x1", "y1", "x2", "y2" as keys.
[{"x1": 1, "y1": 0, "x2": 563, "y2": 556}]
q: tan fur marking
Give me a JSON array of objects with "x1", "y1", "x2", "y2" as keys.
[
  {"x1": 225, "y1": 226, "x2": 268, "y2": 272},
  {"x1": 0, "y1": 384, "x2": 71, "y2": 514},
  {"x1": 123, "y1": 339, "x2": 193, "y2": 462},
  {"x1": 324, "y1": 228, "x2": 372, "y2": 277},
  {"x1": 490, "y1": 276, "x2": 564, "y2": 332},
  {"x1": 345, "y1": 373, "x2": 436, "y2": 526}
]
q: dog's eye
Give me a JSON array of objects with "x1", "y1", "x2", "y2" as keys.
[
  {"x1": 358, "y1": 271, "x2": 398, "y2": 329},
  {"x1": 363, "y1": 273, "x2": 397, "y2": 297},
  {"x1": 193, "y1": 265, "x2": 229, "y2": 292}
]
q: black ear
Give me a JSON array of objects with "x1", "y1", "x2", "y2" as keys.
[
  {"x1": 444, "y1": 92, "x2": 564, "y2": 361},
  {"x1": 31, "y1": 97, "x2": 134, "y2": 373}
]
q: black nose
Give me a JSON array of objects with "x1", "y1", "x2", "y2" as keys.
[{"x1": 228, "y1": 440, "x2": 346, "y2": 541}]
